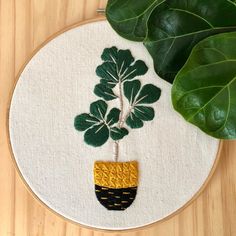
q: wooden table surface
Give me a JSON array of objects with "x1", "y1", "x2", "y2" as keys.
[{"x1": 0, "y1": 1, "x2": 236, "y2": 235}]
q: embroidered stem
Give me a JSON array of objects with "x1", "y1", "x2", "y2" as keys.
[
  {"x1": 118, "y1": 80, "x2": 124, "y2": 127},
  {"x1": 114, "y1": 141, "x2": 119, "y2": 162},
  {"x1": 120, "y1": 96, "x2": 142, "y2": 127},
  {"x1": 120, "y1": 105, "x2": 133, "y2": 127},
  {"x1": 113, "y1": 80, "x2": 124, "y2": 162}
]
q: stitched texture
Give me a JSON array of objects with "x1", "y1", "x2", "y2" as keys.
[
  {"x1": 95, "y1": 185, "x2": 137, "y2": 211},
  {"x1": 94, "y1": 161, "x2": 138, "y2": 189}
]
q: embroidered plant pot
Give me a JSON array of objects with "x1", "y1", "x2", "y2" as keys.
[{"x1": 94, "y1": 161, "x2": 138, "y2": 211}]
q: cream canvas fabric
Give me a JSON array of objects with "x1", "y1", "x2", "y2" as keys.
[{"x1": 9, "y1": 21, "x2": 220, "y2": 230}]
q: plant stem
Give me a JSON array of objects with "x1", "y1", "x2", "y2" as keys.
[
  {"x1": 120, "y1": 105, "x2": 133, "y2": 127},
  {"x1": 114, "y1": 141, "x2": 119, "y2": 162},
  {"x1": 113, "y1": 80, "x2": 124, "y2": 162},
  {"x1": 118, "y1": 80, "x2": 124, "y2": 128}
]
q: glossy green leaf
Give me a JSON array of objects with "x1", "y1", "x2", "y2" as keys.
[
  {"x1": 144, "y1": 0, "x2": 236, "y2": 83},
  {"x1": 74, "y1": 113, "x2": 99, "y2": 131},
  {"x1": 90, "y1": 100, "x2": 107, "y2": 120},
  {"x1": 106, "y1": 0, "x2": 165, "y2": 41},
  {"x1": 94, "y1": 83, "x2": 117, "y2": 101},
  {"x1": 124, "y1": 80, "x2": 141, "y2": 103},
  {"x1": 84, "y1": 124, "x2": 109, "y2": 147},
  {"x1": 110, "y1": 127, "x2": 129, "y2": 141},
  {"x1": 134, "y1": 106, "x2": 155, "y2": 121},
  {"x1": 126, "y1": 112, "x2": 144, "y2": 129},
  {"x1": 106, "y1": 108, "x2": 121, "y2": 126},
  {"x1": 96, "y1": 47, "x2": 148, "y2": 88},
  {"x1": 172, "y1": 32, "x2": 236, "y2": 139},
  {"x1": 136, "y1": 84, "x2": 161, "y2": 104}
]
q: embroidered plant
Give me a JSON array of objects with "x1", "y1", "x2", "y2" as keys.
[
  {"x1": 74, "y1": 47, "x2": 161, "y2": 210},
  {"x1": 74, "y1": 47, "x2": 161, "y2": 161}
]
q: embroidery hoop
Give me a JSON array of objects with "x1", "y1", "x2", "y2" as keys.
[{"x1": 6, "y1": 17, "x2": 223, "y2": 232}]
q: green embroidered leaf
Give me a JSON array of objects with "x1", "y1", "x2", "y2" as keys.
[
  {"x1": 136, "y1": 84, "x2": 161, "y2": 104},
  {"x1": 121, "y1": 60, "x2": 148, "y2": 82},
  {"x1": 115, "y1": 49, "x2": 135, "y2": 74},
  {"x1": 106, "y1": 0, "x2": 165, "y2": 41},
  {"x1": 134, "y1": 106, "x2": 155, "y2": 121},
  {"x1": 96, "y1": 47, "x2": 148, "y2": 88},
  {"x1": 110, "y1": 127, "x2": 129, "y2": 141},
  {"x1": 98, "y1": 47, "x2": 134, "y2": 81},
  {"x1": 126, "y1": 112, "x2": 144, "y2": 129},
  {"x1": 106, "y1": 108, "x2": 121, "y2": 126},
  {"x1": 101, "y1": 47, "x2": 119, "y2": 62},
  {"x1": 100, "y1": 78, "x2": 117, "y2": 89},
  {"x1": 94, "y1": 84, "x2": 117, "y2": 101},
  {"x1": 90, "y1": 100, "x2": 107, "y2": 120},
  {"x1": 144, "y1": 0, "x2": 236, "y2": 83},
  {"x1": 124, "y1": 81, "x2": 161, "y2": 106},
  {"x1": 96, "y1": 62, "x2": 118, "y2": 87},
  {"x1": 84, "y1": 124, "x2": 109, "y2": 147},
  {"x1": 172, "y1": 32, "x2": 236, "y2": 139},
  {"x1": 124, "y1": 80, "x2": 141, "y2": 104},
  {"x1": 124, "y1": 81, "x2": 160, "y2": 126},
  {"x1": 74, "y1": 113, "x2": 99, "y2": 131}
]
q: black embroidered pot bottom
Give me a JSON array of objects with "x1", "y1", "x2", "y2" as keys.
[{"x1": 95, "y1": 185, "x2": 137, "y2": 211}]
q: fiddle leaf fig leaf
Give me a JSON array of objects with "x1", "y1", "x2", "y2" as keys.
[
  {"x1": 106, "y1": 0, "x2": 165, "y2": 41},
  {"x1": 121, "y1": 60, "x2": 148, "y2": 81},
  {"x1": 90, "y1": 100, "x2": 108, "y2": 120},
  {"x1": 98, "y1": 47, "x2": 134, "y2": 80},
  {"x1": 94, "y1": 84, "x2": 118, "y2": 101},
  {"x1": 172, "y1": 32, "x2": 236, "y2": 139},
  {"x1": 101, "y1": 47, "x2": 119, "y2": 62},
  {"x1": 106, "y1": 108, "x2": 121, "y2": 126},
  {"x1": 134, "y1": 106, "x2": 155, "y2": 121},
  {"x1": 124, "y1": 82, "x2": 161, "y2": 128},
  {"x1": 96, "y1": 62, "x2": 118, "y2": 87},
  {"x1": 100, "y1": 78, "x2": 117, "y2": 89},
  {"x1": 84, "y1": 124, "x2": 109, "y2": 147},
  {"x1": 96, "y1": 47, "x2": 148, "y2": 88},
  {"x1": 74, "y1": 114, "x2": 100, "y2": 131},
  {"x1": 126, "y1": 112, "x2": 144, "y2": 129},
  {"x1": 136, "y1": 84, "x2": 161, "y2": 104},
  {"x1": 124, "y1": 80, "x2": 141, "y2": 104},
  {"x1": 116, "y1": 49, "x2": 135, "y2": 74},
  {"x1": 110, "y1": 127, "x2": 129, "y2": 141},
  {"x1": 144, "y1": 0, "x2": 236, "y2": 83}
]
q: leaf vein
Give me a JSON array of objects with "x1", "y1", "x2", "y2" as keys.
[
  {"x1": 187, "y1": 76, "x2": 236, "y2": 122},
  {"x1": 169, "y1": 8, "x2": 214, "y2": 28}
]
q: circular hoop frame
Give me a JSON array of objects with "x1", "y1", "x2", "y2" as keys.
[{"x1": 6, "y1": 17, "x2": 223, "y2": 233}]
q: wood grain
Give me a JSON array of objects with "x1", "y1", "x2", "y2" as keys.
[{"x1": 0, "y1": 1, "x2": 235, "y2": 235}]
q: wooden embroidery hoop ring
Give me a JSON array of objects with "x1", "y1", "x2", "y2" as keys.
[{"x1": 6, "y1": 17, "x2": 223, "y2": 233}]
